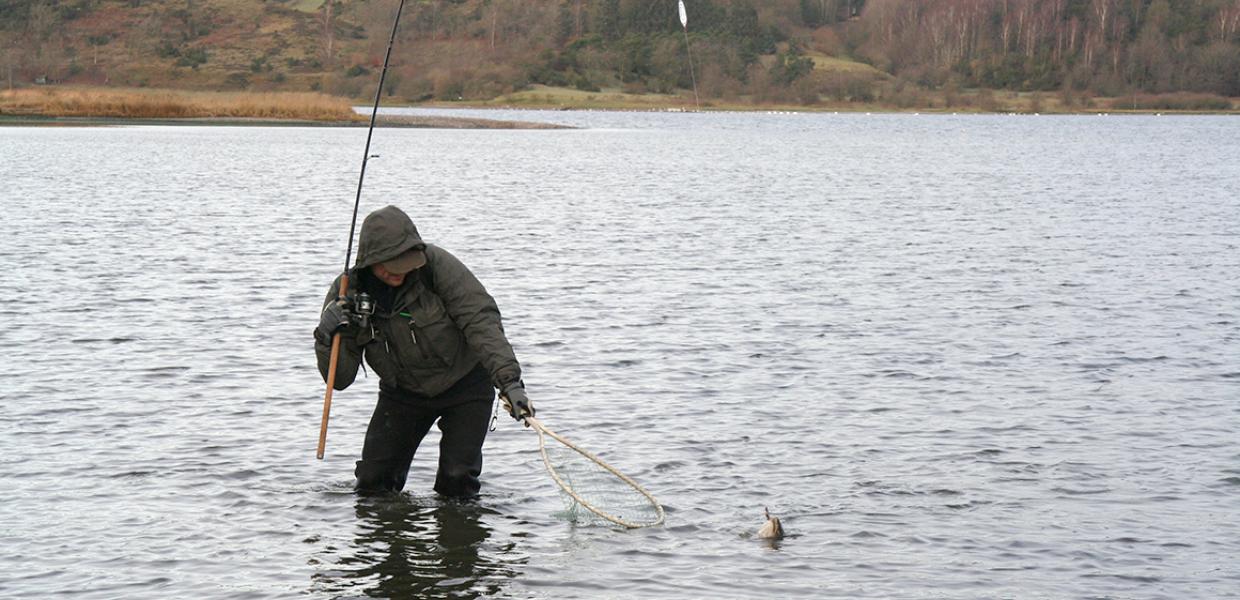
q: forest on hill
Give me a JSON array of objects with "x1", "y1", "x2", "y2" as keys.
[{"x1": 1, "y1": 0, "x2": 1237, "y2": 110}]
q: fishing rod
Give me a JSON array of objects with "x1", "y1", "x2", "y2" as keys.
[{"x1": 318, "y1": 0, "x2": 408, "y2": 460}]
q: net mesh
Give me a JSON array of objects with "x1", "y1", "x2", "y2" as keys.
[{"x1": 538, "y1": 427, "x2": 664, "y2": 529}]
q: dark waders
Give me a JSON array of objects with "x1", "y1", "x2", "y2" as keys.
[{"x1": 355, "y1": 365, "x2": 494, "y2": 497}]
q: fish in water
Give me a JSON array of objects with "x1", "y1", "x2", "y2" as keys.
[{"x1": 757, "y1": 507, "x2": 784, "y2": 540}]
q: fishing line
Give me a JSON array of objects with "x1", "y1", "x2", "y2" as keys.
[
  {"x1": 344, "y1": 0, "x2": 408, "y2": 273},
  {"x1": 678, "y1": 0, "x2": 700, "y2": 109}
]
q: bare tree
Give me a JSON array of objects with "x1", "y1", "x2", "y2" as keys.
[
  {"x1": 28, "y1": 2, "x2": 57, "y2": 42},
  {"x1": 1110, "y1": 14, "x2": 1127, "y2": 73},
  {"x1": 323, "y1": 0, "x2": 334, "y2": 65},
  {"x1": 1092, "y1": 0, "x2": 1116, "y2": 44},
  {"x1": 1, "y1": 36, "x2": 16, "y2": 90},
  {"x1": 1219, "y1": 0, "x2": 1240, "y2": 42},
  {"x1": 490, "y1": 0, "x2": 499, "y2": 49},
  {"x1": 998, "y1": 0, "x2": 1013, "y2": 55}
]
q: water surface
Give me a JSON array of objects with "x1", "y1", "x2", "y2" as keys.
[{"x1": 1, "y1": 111, "x2": 1238, "y2": 598}]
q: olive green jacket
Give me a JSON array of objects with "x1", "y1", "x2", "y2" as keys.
[{"x1": 315, "y1": 206, "x2": 521, "y2": 397}]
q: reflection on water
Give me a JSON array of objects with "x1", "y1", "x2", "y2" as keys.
[{"x1": 315, "y1": 496, "x2": 516, "y2": 599}]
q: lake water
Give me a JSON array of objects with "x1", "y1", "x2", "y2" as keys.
[{"x1": 1, "y1": 109, "x2": 1238, "y2": 599}]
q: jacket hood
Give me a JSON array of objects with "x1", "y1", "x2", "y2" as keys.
[{"x1": 354, "y1": 205, "x2": 425, "y2": 270}]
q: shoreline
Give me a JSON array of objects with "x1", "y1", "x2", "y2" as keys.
[
  {"x1": 4, "y1": 107, "x2": 1235, "y2": 130},
  {"x1": 0, "y1": 113, "x2": 572, "y2": 129},
  {"x1": 0, "y1": 87, "x2": 571, "y2": 129},
  {"x1": 3, "y1": 85, "x2": 1236, "y2": 124},
  {"x1": 407, "y1": 102, "x2": 1240, "y2": 116},
  {"x1": 410, "y1": 96, "x2": 1240, "y2": 116},
  {"x1": 405, "y1": 84, "x2": 1240, "y2": 115}
]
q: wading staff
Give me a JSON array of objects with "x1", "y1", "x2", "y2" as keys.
[{"x1": 318, "y1": 0, "x2": 408, "y2": 460}]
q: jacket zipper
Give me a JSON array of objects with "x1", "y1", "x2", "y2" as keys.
[
  {"x1": 380, "y1": 315, "x2": 408, "y2": 374},
  {"x1": 400, "y1": 311, "x2": 434, "y2": 362},
  {"x1": 400, "y1": 311, "x2": 418, "y2": 345}
]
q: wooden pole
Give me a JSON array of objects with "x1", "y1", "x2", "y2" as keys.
[{"x1": 317, "y1": 274, "x2": 350, "y2": 460}]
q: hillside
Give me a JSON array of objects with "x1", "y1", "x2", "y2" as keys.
[{"x1": 1, "y1": 0, "x2": 1237, "y2": 111}]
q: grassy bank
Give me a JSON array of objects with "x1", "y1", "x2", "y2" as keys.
[
  {"x1": 430, "y1": 84, "x2": 1238, "y2": 115},
  {"x1": 4, "y1": 85, "x2": 1234, "y2": 123},
  {"x1": 0, "y1": 87, "x2": 363, "y2": 122},
  {"x1": 0, "y1": 85, "x2": 573, "y2": 128}
]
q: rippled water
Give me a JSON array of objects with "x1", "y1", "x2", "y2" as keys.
[{"x1": 2, "y1": 111, "x2": 1238, "y2": 599}]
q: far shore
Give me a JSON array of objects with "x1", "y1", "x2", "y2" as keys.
[
  {"x1": 0, "y1": 87, "x2": 569, "y2": 129},
  {"x1": 3, "y1": 85, "x2": 1236, "y2": 127},
  {"x1": 0, "y1": 113, "x2": 570, "y2": 129},
  {"x1": 426, "y1": 84, "x2": 1240, "y2": 115}
]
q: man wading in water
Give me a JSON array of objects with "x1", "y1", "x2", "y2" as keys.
[{"x1": 314, "y1": 205, "x2": 533, "y2": 497}]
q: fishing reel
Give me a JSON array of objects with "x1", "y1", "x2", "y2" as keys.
[{"x1": 352, "y1": 292, "x2": 375, "y2": 329}]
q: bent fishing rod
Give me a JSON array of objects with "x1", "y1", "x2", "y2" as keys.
[{"x1": 318, "y1": 0, "x2": 408, "y2": 460}]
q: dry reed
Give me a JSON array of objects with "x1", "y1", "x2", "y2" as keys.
[{"x1": 0, "y1": 87, "x2": 363, "y2": 121}]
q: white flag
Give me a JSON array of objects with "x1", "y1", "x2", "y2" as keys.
[{"x1": 678, "y1": 0, "x2": 688, "y2": 29}]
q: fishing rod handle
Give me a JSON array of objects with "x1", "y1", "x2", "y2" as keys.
[{"x1": 317, "y1": 274, "x2": 351, "y2": 459}]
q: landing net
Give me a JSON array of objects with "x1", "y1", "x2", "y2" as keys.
[{"x1": 527, "y1": 417, "x2": 664, "y2": 529}]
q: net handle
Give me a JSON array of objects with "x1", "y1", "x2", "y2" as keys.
[{"x1": 525, "y1": 416, "x2": 666, "y2": 529}]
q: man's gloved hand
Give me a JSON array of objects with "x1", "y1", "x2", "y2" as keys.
[
  {"x1": 500, "y1": 382, "x2": 534, "y2": 423},
  {"x1": 316, "y1": 298, "x2": 355, "y2": 343}
]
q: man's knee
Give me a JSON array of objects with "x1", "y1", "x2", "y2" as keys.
[
  {"x1": 354, "y1": 459, "x2": 408, "y2": 493},
  {"x1": 434, "y1": 462, "x2": 481, "y2": 498}
]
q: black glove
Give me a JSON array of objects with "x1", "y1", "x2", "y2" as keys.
[
  {"x1": 316, "y1": 298, "x2": 355, "y2": 342},
  {"x1": 500, "y1": 382, "x2": 534, "y2": 422}
]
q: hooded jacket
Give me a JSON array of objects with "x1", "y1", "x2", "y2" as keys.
[{"x1": 315, "y1": 205, "x2": 521, "y2": 398}]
